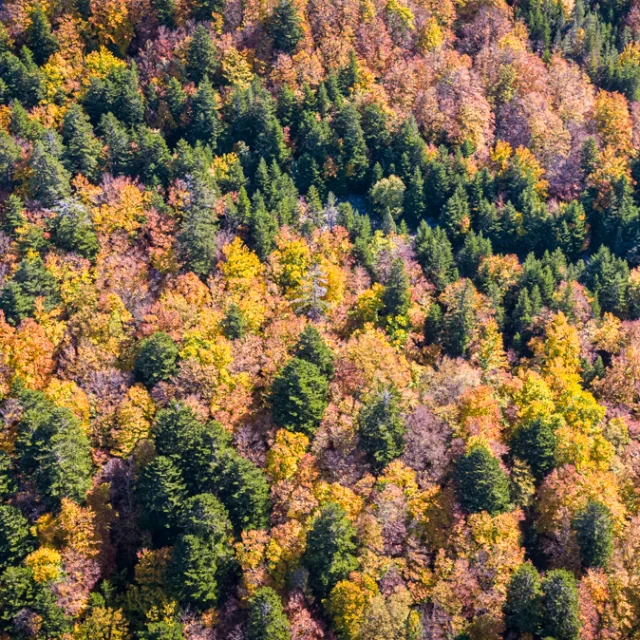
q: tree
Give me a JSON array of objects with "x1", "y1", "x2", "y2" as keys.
[
  {"x1": 99, "y1": 113, "x2": 132, "y2": 176},
  {"x1": 457, "y1": 230, "x2": 492, "y2": 279},
  {"x1": 222, "y1": 303, "x2": 247, "y2": 340},
  {"x1": 270, "y1": 358, "x2": 329, "y2": 436},
  {"x1": 28, "y1": 141, "x2": 71, "y2": 207},
  {"x1": 134, "y1": 332, "x2": 179, "y2": 388},
  {"x1": 0, "y1": 505, "x2": 32, "y2": 571},
  {"x1": 358, "y1": 387, "x2": 406, "y2": 473},
  {"x1": 0, "y1": 452, "x2": 17, "y2": 501},
  {"x1": 134, "y1": 126, "x2": 172, "y2": 187},
  {"x1": 540, "y1": 570, "x2": 581, "y2": 640},
  {"x1": 334, "y1": 102, "x2": 369, "y2": 189},
  {"x1": 61, "y1": 104, "x2": 102, "y2": 180},
  {"x1": 189, "y1": 80, "x2": 218, "y2": 148},
  {"x1": 415, "y1": 222, "x2": 459, "y2": 293},
  {"x1": 510, "y1": 415, "x2": 560, "y2": 481},
  {"x1": 382, "y1": 258, "x2": 411, "y2": 318},
  {"x1": 212, "y1": 450, "x2": 271, "y2": 532},
  {"x1": 304, "y1": 502, "x2": 359, "y2": 601},
  {"x1": 179, "y1": 493, "x2": 233, "y2": 541},
  {"x1": 137, "y1": 456, "x2": 187, "y2": 544},
  {"x1": 441, "y1": 279, "x2": 479, "y2": 358},
  {"x1": 186, "y1": 25, "x2": 219, "y2": 84},
  {"x1": 50, "y1": 200, "x2": 99, "y2": 261},
  {"x1": 26, "y1": 4, "x2": 58, "y2": 65},
  {"x1": 454, "y1": 445, "x2": 511, "y2": 515},
  {"x1": 247, "y1": 587, "x2": 291, "y2": 640},
  {"x1": 504, "y1": 563, "x2": 541, "y2": 636},
  {"x1": 293, "y1": 324, "x2": 335, "y2": 378},
  {"x1": 572, "y1": 500, "x2": 614, "y2": 569},
  {"x1": 269, "y1": 0, "x2": 303, "y2": 54},
  {"x1": 440, "y1": 185, "x2": 470, "y2": 245}
]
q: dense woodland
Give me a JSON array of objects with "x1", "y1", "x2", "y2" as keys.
[{"x1": 1, "y1": 0, "x2": 640, "y2": 637}]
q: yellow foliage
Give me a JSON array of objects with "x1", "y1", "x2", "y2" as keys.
[
  {"x1": 266, "y1": 429, "x2": 309, "y2": 482},
  {"x1": 112, "y1": 384, "x2": 156, "y2": 457},
  {"x1": 594, "y1": 89, "x2": 633, "y2": 155},
  {"x1": 270, "y1": 236, "x2": 312, "y2": 295},
  {"x1": 25, "y1": 546, "x2": 62, "y2": 583},
  {"x1": 89, "y1": 0, "x2": 134, "y2": 55},
  {"x1": 327, "y1": 578, "x2": 377, "y2": 639},
  {"x1": 221, "y1": 48, "x2": 254, "y2": 88},
  {"x1": 592, "y1": 312, "x2": 624, "y2": 354},
  {"x1": 532, "y1": 312, "x2": 581, "y2": 377},
  {"x1": 386, "y1": 0, "x2": 416, "y2": 30},
  {"x1": 490, "y1": 139, "x2": 512, "y2": 171},
  {"x1": 180, "y1": 331, "x2": 232, "y2": 369},
  {"x1": 315, "y1": 482, "x2": 364, "y2": 521},
  {"x1": 45, "y1": 378, "x2": 91, "y2": 428},
  {"x1": 418, "y1": 16, "x2": 444, "y2": 52},
  {"x1": 73, "y1": 606, "x2": 131, "y2": 640},
  {"x1": 266, "y1": 520, "x2": 306, "y2": 588},
  {"x1": 511, "y1": 371, "x2": 556, "y2": 425},
  {"x1": 219, "y1": 237, "x2": 264, "y2": 290},
  {"x1": 92, "y1": 184, "x2": 148, "y2": 237},
  {"x1": 83, "y1": 46, "x2": 127, "y2": 83},
  {"x1": 350, "y1": 283, "x2": 385, "y2": 328}
]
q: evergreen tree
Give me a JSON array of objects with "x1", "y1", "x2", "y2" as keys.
[
  {"x1": 582, "y1": 245, "x2": 629, "y2": 315},
  {"x1": 404, "y1": 166, "x2": 426, "y2": 227},
  {"x1": 247, "y1": 587, "x2": 291, "y2": 640},
  {"x1": 415, "y1": 222, "x2": 459, "y2": 293},
  {"x1": 140, "y1": 621, "x2": 184, "y2": 640},
  {"x1": 0, "y1": 132, "x2": 20, "y2": 187},
  {"x1": 186, "y1": 25, "x2": 220, "y2": 84},
  {"x1": 1, "y1": 194, "x2": 25, "y2": 237},
  {"x1": 454, "y1": 445, "x2": 511, "y2": 515},
  {"x1": 26, "y1": 4, "x2": 58, "y2": 65},
  {"x1": 0, "y1": 452, "x2": 17, "y2": 501},
  {"x1": 456, "y1": 230, "x2": 492, "y2": 279},
  {"x1": 137, "y1": 456, "x2": 187, "y2": 544},
  {"x1": 0, "y1": 505, "x2": 32, "y2": 571},
  {"x1": 269, "y1": 0, "x2": 303, "y2": 54},
  {"x1": 28, "y1": 141, "x2": 71, "y2": 207},
  {"x1": 293, "y1": 324, "x2": 335, "y2": 378},
  {"x1": 99, "y1": 113, "x2": 132, "y2": 176},
  {"x1": 50, "y1": 200, "x2": 99, "y2": 261},
  {"x1": 134, "y1": 332, "x2": 179, "y2": 388},
  {"x1": 441, "y1": 279, "x2": 477, "y2": 358},
  {"x1": 504, "y1": 563, "x2": 542, "y2": 636},
  {"x1": 358, "y1": 387, "x2": 405, "y2": 473},
  {"x1": 61, "y1": 104, "x2": 101, "y2": 179},
  {"x1": 270, "y1": 358, "x2": 329, "y2": 436},
  {"x1": 189, "y1": 80, "x2": 218, "y2": 148},
  {"x1": 222, "y1": 303, "x2": 247, "y2": 340},
  {"x1": 334, "y1": 101, "x2": 369, "y2": 189},
  {"x1": 572, "y1": 500, "x2": 614, "y2": 569},
  {"x1": 153, "y1": 0, "x2": 177, "y2": 27},
  {"x1": 248, "y1": 193, "x2": 278, "y2": 261},
  {"x1": 134, "y1": 125, "x2": 172, "y2": 187},
  {"x1": 303, "y1": 502, "x2": 359, "y2": 601},
  {"x1": 540, "y1": 570, "x2": 581, "y2": 640},
  {"x1": 440, "y1": 185, "x2": 470, "y2": 246},
  {"x1": 510, "y1": 415, "x2": 560, "y2": 481},
  {"x1": 382, "y1": 258, "x2": 411, "y2": 318}
]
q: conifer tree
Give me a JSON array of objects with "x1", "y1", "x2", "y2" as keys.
[
  {"x1": 189, "y1": 80, "x2": 218, "y2": 148},
  {"x1": 504, "y1": 563, "x2": 542, "y2": 636},
  {"x1": 540, "y1": 570, "x2": 581, "y2": 640},
  {"x1": 269, "y1": 0, "x2": 303, "y2": 54},
  {"x1": 26, "y1": 4, "x2": 58, "y2": 65},
  {"x1": 61, "y1": 104, "x2": 101, "y2": 180},
  {"x1": 415, "y1": 222, "x2": 459, "y2": 293},
  {"x1": 247, "y1": 587, "x2": 291, "y2": 640},
  {"x1": 382, "y1": 258, "x2": 411, "y2": 318},
  {"x1": 510, "y1": 415, "x2": 560, "y2": 481},
  {"x1": 293, "y1": 324, "x2": 335, "y2": 378},
  {"x1": 0, "y1": 505, "x2": 33, "y2": 571},
  {"x1": 134, "y1": 332, "x2": 179, "y2": 388},
  {"x1": 572, "y1": 500, "x2": 614, "y2": 569},
  {"x1": 186, "y1": 26, "x2": 220, "y2": 84}
]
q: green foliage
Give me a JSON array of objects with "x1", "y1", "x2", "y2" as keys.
[
  {"x1": 382, "y1": 258, "x2": 411, "y2": 318},
  {"x1": 454, "y1": 445, "x2": 511, "y2": 515},
  {"x1": 540, "y1": 569, "x2": 581, "y2": 640},
  {"x1": 293, "y1": 324, "x2": 335, "y2": 378},
  {"x1": 50, "y1": 201, "x2": 99, "y2": 261},
  {"x1": 134, "y1": 332, "x2": 179, "y2": 388},
  {"x1": 186, "y1": 26, "x2": 219, "y2": 84},
  {"x1": 304, "y1": 502, "x2": 359, "y2": 601},
  {"x1": 28, "y1": 141, "x2": 71, "y2": 207},
  {"x1": 0, "y1": 452, "x2": 17, "y2": 501},
  {"x1": 572, "y1": 500, "x2": 614, "y2": 569},
  {"x1": 26, "y1": 4, "x2": 58, "y2": 66},
  {"x1": 504, "y1": 563, "x2": 542, "y2": 636},
  {"x1": 61, "y1": 104, "x2": 101, "y2": 180},
  {"x1": 269, "y1": 0, "x2": 303, "y2": 54},
  {"x1": 270, "y1": 358, "x2": 329, "y2": 435},
  {"x1": 510, "y1": 415, "x2": 560, "y2": 481},
  {"x1": 357, "y1": 387, "x2": 405, "y2": 473},
  {"x1": 0, "y1": 505, "x2": 33, "y2": 571},
  {"x1": 247, "y1": 587, "x2": 291, "y2": 640},
  {"x1": 222, "y1": 302, "x2": 247, "y2": 340},
  {"x1": 189, "y1": 80, "x2": 219, "y2": 148},
  {"x1": 415, "y1": 222, "x2": 459, "y2": 293}
]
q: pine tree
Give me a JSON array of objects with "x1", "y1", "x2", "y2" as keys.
[
  {"x1": 26, "y1": 4, "x2": 58, "y2": 65},
  {"x1": 504, "y1": 563, "x2": 542, "y2": 636},
  {"x1": 415, "y1": 222, "x2": 459, "y2": 293},
  {"x1": 441, "y1": 280, "x2": 477, "y2": 358},
  {"x1": 404, "y1": 166, "x2": 426, "y2": 227},
  {"x1": 510, "y1": 415, "x2": 560, "y2": 481},
  {"x1": 134, "y1": 332, "x2": 179, "y2": 388},
  {"x1": 293, "y1": 324, "x2": 335, "y2": 378},
  {"x1": 540, "y1": 570, "x2": 581, "y2": 640},
  {"x1": 572, "y1": 500, "x2": 614, "y2": 569},
  {"x1": 248, "y1": 193, "x2": 278, "y2": 261},
  {"x1": 270, "y1": 358, "x2": 329, "y2": 435},
  {"x1": 189, "y1": 79, "x2": 218, "y2": 148},
  {"x1": 133, "y1": 125, "x2": 172, "y2": 187},
  {"x1": 99, "y1": 113, "x2": 132, "y2": 176},
  {"x1": 456, "y1": 230, "x2": 492, "y2": 279},
  {"x1": 334, "y1": 102, "x2": 369, "y2": 189},
  {"x1": 50, "y1": 200, "x2": 99, "y2": 261},
  {"x1": 440, "y1": 185, "x2": 470, "y2": 245},
  {"x1": 222, "y1": 303, "x2": 247, "y2": 340},
  {"x1": 186, "y1": 26, "x2": 220, "y2": 84},
  {"x1": 269, "y1": 0, "x2": 303, "y2": 54},
  {"x1": 28, "y1": 141, "x2": 71, "y2": 207},
  {"x1": 304, "y1": 502, "x2": 359, "y2": 601},
  {"x1": 358, "y1": 387, "x2": 405, "y2": 473},
  {"x1": 0, "y1": 452, "x2": 17, "y2": 501},
  {"x1": 0, "y1": 505, "x2": 33, "y2": 571},
  {"x1": 454, "y1": 445, "x2": 511, "y2": 515},
  {"x1": 0, "y1": 132, "x2": 20, "y2": 187},
  {"x1": 61, "y1": 104, "x2": 102, "y2": 180},
  {"x1": 153, "y1": 0, "x2": 178, "y2": 28},
  {"x1": 382, "y1": 258, "x2": 411, "y2": 318},
  {"x1": 247, "y1": 587, "x2": 291, "y2": 640}
]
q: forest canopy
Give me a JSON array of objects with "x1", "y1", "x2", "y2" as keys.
[{"x1": 0, "y1": 0, "x2": 640, "y2": 637}]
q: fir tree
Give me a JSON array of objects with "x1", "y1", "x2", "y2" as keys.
[
  {"x1": 269, "y1": 0, "x2": 303, "y2": 54},
  {"x1": 26, "y1": 4, "x2": 58, "y2": 65},
  {"x1": 293, "y1": 324, "x2": 335, "y2": 378},
  {"x1": 61, "y1": 104, "x2": 101, "y2": 179},
  {"x1": 382, "y1": 258, "x2": 411, "y2": 318},
  {"x1": 247, "y1": 588, "x2": 291, "y2": 640},
  {"x1": 415, "y1": 222, "x2": 459, "y2": 293},
  {"x1": 540, "y1": 570, "x2": 581, "y2": 640},
  {"x1": 134, "y1": 332, "x2": 180, "y2": 388},
  {"x1": 504, "y1": 563, "x2": 542, "y2": 636},
  {"x1": 573, "y1": 500, "x2": 614, "y2": 569}
]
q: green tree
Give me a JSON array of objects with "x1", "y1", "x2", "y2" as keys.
[
  {"x1": 269, "y1": 0, "x2": 303, "y2": 54},
  {"x1": 61, "y1": 104, "x2": 101, "y2": 179},
  {"x1": 441, "y1": 279, "x2": 477, "y2": 358},
  {"x1": 415, "y1": 222, "x2": 459, "y2": 293},
  {"x1": 503, "y1": 563, "x2": 541, "y2": 636},
  {"x1": 440, "y1": 185, "x2": 470, "y2": 245},
  {"x1": 572, "y1": 500, "x2": 614, "y2": 569},
  {"x1": 134, "y1": 332, "x2": 179, "y2": 388},
  {"x1": 358, "y1": 387, "x2": 405, "y2": 473},
  {"x1": 189, "y1": 80, "x2": 218, "y2": 148},
  {"x1": 50, "y1": 200, "x2": 99, "y2": 261},
  {"x1": 247, "y1": 587, "x2": 291, "y2": 640},
  {"x1": 540, "y1": 569, "x2": 581, "y2": 640},
  {"x1": 456, "y1": 230, "x2": 492, "y2": 279},
  {"x1": 334, "y1": 102, "x2": 369, "y2": 189},
  {"x1": 0, "y1": 452, "x2": 17, "y2": 501},
  {"x1": 153, "y1": 0, "x2": 177, "y2": 27},
  {"x1": 0, "y1": 505, "x2": 33, "y2": 571},
  {"x1": 0, "y1": 132, "x2": 21, "y2": 187},
  {"x1": 454, "y1": 445, "x2": 511, "y2": 515},
  {"x1": 134, "y1": 125, "x2": 172, "y2": 187},
  {"x1": 28, "y1": 141, "x2": 71, "y2": 207},
  {"x1": 304, "y1": 502, "x2": 359, "y2": 601},
  {"x1": 293, "y1": 324, "x2": 335, "y2": 378},
  {"x1": 510, "y1": 415, "x2": 560, "y2": 481},
  {"x1": 222, "y1": 303, "x2": 247, "y2": 340},
  {"x1": 137, "y1": 456, "x2": 187, "y2": 544},
  {"x1": 382, "y1": 258, "x2": 411, "y2": 318},
  {"x1": 140, "y1": 621, "x2": 184, "y2": 640},
  {"x1": 582, "y1": 245, "x2": 629, "y2": 316},
  {"x1": 270, "y1": 358, "x2": 329, "y2": 436},
  {"x1": 26, "y1": 4, "x2": 58, "y2": 65},
  {"x1": 99, "y1": 113, "x2": 132, "y2": 176},
  {"x1": 186, "y1": 25, "x2": 219, "y2": 84}
]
